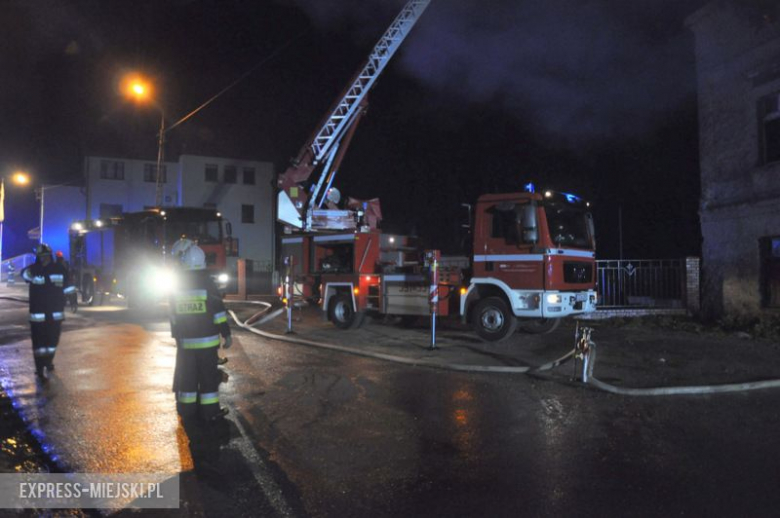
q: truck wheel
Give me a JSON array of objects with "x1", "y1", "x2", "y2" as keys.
[
  {"x1": 520, "y1": 318, "x2": 562, "y2": 335},
  {"x1": 82, "y1": 276, "x2": 95, "y2": 306},
  {"x1": 328, "y1": 294, "x2": 365, "y2": 329},
  {"x1": 473, "y1": 297, "x2": 517, "y2": 342}
]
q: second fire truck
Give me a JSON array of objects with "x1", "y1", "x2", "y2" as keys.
[{"x1": 69, "y1": 207, "x2": 233, "y2": 306}]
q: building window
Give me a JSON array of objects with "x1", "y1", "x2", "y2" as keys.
[
  {"x1": 99, "y1": 160, "x2": 124, "y2": 180},
  {"x1": 99, "y1": 203, "x2": 123, "y2": 218},
  {"x1": 224, "y1": 165, "x2": 237, "y2": 184},
  {"x1": 143, "y1": 164, "x2": 167, "y2": 183},
  {"x1": 205, "y1": 164, "x2": 218, "y2": 182},
  {"x1": 760, "y1": 236, "x2": 780, "y2": 308},
  {"x1": 243, "y1": 167, "x2": 256, "y2": 185},
  {"x1": 242, "y1": 204, "x2": 254, "y2": 223},
  {"x1": 759, "y1": 92, "x2": 780, "y2": 164}
]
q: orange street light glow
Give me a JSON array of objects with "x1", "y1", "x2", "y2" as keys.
[
  {"x1": 11, "y1": 172, "x2": 30, "y2": 185},
  {"x1": 121, "y1": 73, "x2": 153, "y2": 102}
]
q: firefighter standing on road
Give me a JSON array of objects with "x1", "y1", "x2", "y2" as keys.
[
  {"x1": 22, "y1": 244, "x2": 76, "y2": 379},
  {"x1": 55, "y1": 250, "x2": 77, "y2": 312},
  {"x1": 170, "y1": 242, "x2": 232, "y2": 422}
]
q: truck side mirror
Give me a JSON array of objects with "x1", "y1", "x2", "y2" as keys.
[
  {"x1": 522, "y1": 204, "x2": 538, "y2": 243},
  {"x1": 225, "y1": 222, "x2": 233, "y2": 237}
]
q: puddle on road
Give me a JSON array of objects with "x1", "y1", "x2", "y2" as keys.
[{"x1": 0, "y1": 388, "x2": 51, "y2": 474}]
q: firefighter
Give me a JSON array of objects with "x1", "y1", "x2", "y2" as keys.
[
  {"x1": 170, "y1": 242, "x2": 231, "y2": 422},
  {"x1": 55, "y1": 250, "x2": 77, "y2": 311},
  {"x1": 21, "y1": 244, "x2": 76, "y2": 379},
  {"x1": 171, "y1": 238, "x2": 228, "y2": 365}
]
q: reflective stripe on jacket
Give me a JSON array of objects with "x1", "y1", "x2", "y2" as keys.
[
  {"x1": 180, "y1": 335, "x2": 221, "y2": 349},
  {"x1": 169, "y1": 270, "x2": 230, "y2": 341},
  {"x1": 22, "y1": 261, "x2": 74, "y2": 316}
]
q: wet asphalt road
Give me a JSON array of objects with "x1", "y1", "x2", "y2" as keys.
[
  {"x1": 232, "y1": 334, "x2": 780, "y2": 517},
  {"x1": 2, "y1": 289, "x2": 780, "y2": 517}
]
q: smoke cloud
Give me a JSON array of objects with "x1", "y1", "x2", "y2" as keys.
[{"x1": 292, "y1": 0, "x2": 705, "y2": 142}]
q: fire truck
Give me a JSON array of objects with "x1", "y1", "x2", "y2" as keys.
[
  {"x1": 281, "y1": 187, "x2": 596, "y2": 341},
  {"x1": 275, "y1": 0, "x2": 597, "y2": 341},
  {"x1": 69, "y1": 207, "x2": 232, "y2": 306}
]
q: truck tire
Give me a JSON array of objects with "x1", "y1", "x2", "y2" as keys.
[
  {"x1": 520, "y1": 318, "x2": 562, "y2": 335},
  {"x1": 473, "y1": 296, "x2": 517, "y2": 342},
  {"x1": 328, "y1": 294, "x2": 364, "y2": 330},
  {"x1": 82, "y1": 276, "x2": 95, "y2": 306}
]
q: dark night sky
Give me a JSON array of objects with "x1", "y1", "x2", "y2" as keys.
[{"x1": 0, "y1": 0, "x2": 707, "y2": 259}]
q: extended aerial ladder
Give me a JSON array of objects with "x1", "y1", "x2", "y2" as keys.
[{"x1": 277, "y1": 0, "x2": 431, "y2": 232}]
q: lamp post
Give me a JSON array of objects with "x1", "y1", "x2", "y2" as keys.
[
  {"x1": 0, "y1": 171, "x2": 31, "y2": 263},
  {"x1": 125, "y1": 76, "x2": 166, "y2": 207},
  {"x1": 155, "y1": 109, "x2": 165, "y2": 207},
  {"x1": 35, "y1": 180, "x2": 83, "y2": 245}
]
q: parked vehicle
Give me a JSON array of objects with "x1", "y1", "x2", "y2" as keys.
[
  {"x1": 69, "y1": 207, "x2": 232, "y2": 306},
  {"x1": 275, "y1": 0, "x2": 596, "y2": 340},
  {"x1": 281, "y1": 188, "x2": 596, "y2": 341}
]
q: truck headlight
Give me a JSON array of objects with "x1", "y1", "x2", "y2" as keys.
[
  {"x1": 546, "y1": 294, "x2": 562, "y2": 304},
  {"x1": 217, "y1": 273, "x2": 229, "y2": 284},
  {"x1": 148, "y1": 267, "x2": 178, "y2": 296}
]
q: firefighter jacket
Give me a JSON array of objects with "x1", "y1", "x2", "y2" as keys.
[
  {"x1": 170, "y1": 270, "x2": 230, "y2": 349},
  {"x1": 21, "y1": 260, "x2": 76, "y2": 321}
]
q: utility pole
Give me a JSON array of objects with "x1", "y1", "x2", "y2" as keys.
[{"x1": 155, "y1": 111, "x2": 166, "y2": 207}]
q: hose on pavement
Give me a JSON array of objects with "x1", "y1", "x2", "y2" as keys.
[
  {"x1": 226, "y1": 303, "x2": 576, "y2": 374},
  {"x1": 582, "y1": 336, "x2": 780, "y2": 396}
]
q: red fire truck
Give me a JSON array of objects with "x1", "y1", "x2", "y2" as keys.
[
  {"x1": 281, "y1": 187, "x2": 596, "y2": 341},
  {"x1": 275, "y1": 0, "x2": 597, "y2": 340},
  {"x1": 69, "y1": 207, "x2": 232, "y2": 306}
]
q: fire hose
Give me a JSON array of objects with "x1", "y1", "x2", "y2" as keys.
[
  {"x1": 575, "y1": 325, "x2": 780, "y2": 396},
  {"x1": 227, "y1": 302, "x2": 780, "y2": 394},
  {"x1": 226, "y1": 301, "x2": 576, "y2": 374}
]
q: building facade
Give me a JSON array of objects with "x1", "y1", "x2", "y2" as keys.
[
  {"x1": 84, "y1": 154, "x2": 274, "y2": 270},
  {"x1": 687, "y1": 1, "x2": 780, "y2": 317}
]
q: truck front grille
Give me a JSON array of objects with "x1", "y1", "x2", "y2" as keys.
[{"x1": 563, "y1": 261, "x2": 592, "y2": 284}]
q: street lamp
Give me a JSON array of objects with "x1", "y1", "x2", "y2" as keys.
[
  {"x1": 36, "y1": 180, "x2": 82, "y2": 245},
  {"x1": 0, "y1": 171, "x2": 31, "y2": 263},
  {"x1": 123, "y1": 74, "x2": 166, "y2": 207}
]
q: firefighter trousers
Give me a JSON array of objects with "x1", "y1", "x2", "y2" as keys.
[
  {"x1": 30, "y1": 319, "x2": 62, "y2": 373},
  {"x1": 176, "y1": 346, "x2": 221, "y2": 420}
]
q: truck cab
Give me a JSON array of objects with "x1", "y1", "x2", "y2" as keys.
[
  {"x1": 69, "y1": 207, "x2": 231, "y2": 306},
  {"x1": 463, "y1": 189, "x2": 597, "y2": 340}
]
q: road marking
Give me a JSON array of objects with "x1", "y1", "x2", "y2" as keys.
[
  {"x1": 0, "y1": 324, "x2": 26, "y2": 331},
  {"x1": 226, "y1": 410, "x2": 295, "y2": 517}
]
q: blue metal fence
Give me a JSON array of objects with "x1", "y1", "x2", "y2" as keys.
[
  {"x1": 1, "y1": 253, "x2": 36, "y2": 282},
  {"x1": 596, "y1": 259, "x2": 685, "y2": 309}
]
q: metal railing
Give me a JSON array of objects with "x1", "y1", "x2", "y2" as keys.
[
  {"x1": 596, "y1": 259, "x2": 685, "y2": 309},
  {"x1": 1, "y1": 253, "x2": 36, "y2": 282}
]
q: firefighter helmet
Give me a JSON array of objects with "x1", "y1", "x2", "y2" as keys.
[
  {"x1": 35, "y1": 243, "x2": 53, "y2": 257},
  {"x1": 171, "y1": 238, "x2": 196, "y2": 265},
  {"x1": 181, "y1": 244, "x2": 206, "y2": 270}
]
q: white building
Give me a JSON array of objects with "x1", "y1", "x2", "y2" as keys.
[{"x1": 83, "y1": 154, "x2": 275, "y2": 270}]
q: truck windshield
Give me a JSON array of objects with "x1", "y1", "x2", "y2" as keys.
[
  {"x1": 544, "y1": 203, "x2": 592, "y2": 249},
  {"x1": 167, "y1": 220, "x2": 222, "y2": 245}
]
